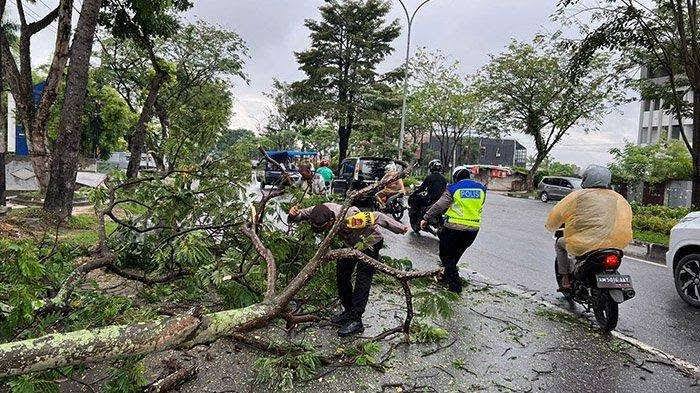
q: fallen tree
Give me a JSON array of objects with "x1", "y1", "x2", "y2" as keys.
[{"x1": 0, "y1": 148, "x2": 442, "y2": 379}]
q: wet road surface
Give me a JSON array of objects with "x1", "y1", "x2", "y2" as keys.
[{"x1": 381, "y1": 192, "x2": 700, "y2": 365}]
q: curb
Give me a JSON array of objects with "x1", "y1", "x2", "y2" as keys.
[{"x1": 626, "y1": 240, "x2": 669, "y2": 265}]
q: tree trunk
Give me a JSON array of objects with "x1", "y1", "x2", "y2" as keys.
[
  {"x1": 527, "y1": 153, "x2": 547, "y2": 191},
  {"x1": 337, "y1": 124, "x2": 349, "y2": 168},
  {"x1": 0, "y1": 56, "x2": 5, "y2": 207},
  {"x1": 0, "y1": 304, "x2": 275, "y2": 377},
  {"x1": 126, "y1": 72, "x2": 167, "y2": 179},
  {"x1": 42, "y1": 0, "x2": 103, "y2": 216},
  {"x1": 692, "y1": 88, "x2": 700, "y2": 209}
]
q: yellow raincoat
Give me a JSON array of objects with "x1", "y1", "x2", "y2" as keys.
[{"x1": 545, "y1": 189, "x2": 633, "y2": 256}]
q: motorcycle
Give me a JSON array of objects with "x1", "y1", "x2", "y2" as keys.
[
  {"x1": 554, "y1": 229, "x2": 636, "y2": 332},
  {"x1": 408, "y1": 191, "x2": 442, "y2": 235},
  {"x1": 378, "y1": 192, "x2": 407, "y2": 221}
]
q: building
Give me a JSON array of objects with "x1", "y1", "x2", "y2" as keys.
[
  {"x1": 476, "y1": 137, "x2": 527, "y2": 168},
  {"x1": 421, "y1": 136, "x2": 527, "y2": 168},
  {"x1": 637, "y1": 66, "x2": 693, "y2": 145},
  {"x1": 630, "y1": 66, "x2": 694, "y2": 207}
]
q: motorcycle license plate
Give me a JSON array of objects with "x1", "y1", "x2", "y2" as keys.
[{"x1": 596, "y1": 274, "x2": 632, "y2": 289}]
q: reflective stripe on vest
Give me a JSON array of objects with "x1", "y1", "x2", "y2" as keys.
[{"x1": 444, "y1": 179, "x2": 486, "y2": 228}]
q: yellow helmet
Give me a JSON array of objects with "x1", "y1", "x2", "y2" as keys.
[{"x1": 345, "y1": 211, "x2": 377, "y2": 229}]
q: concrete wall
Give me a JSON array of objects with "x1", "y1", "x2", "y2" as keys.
[{"x1": 666, "y1": 180, "x2": 692, "y2": 208}]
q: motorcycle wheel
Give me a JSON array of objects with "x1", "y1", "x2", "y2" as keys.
[
  {"x1": 593, "y1": 292, "x2": 619, "y2": 332},
  {"x1": 554, "y1": 259, "x2": 573, "y2": 301},
  {"x1": 391, "y1": 207, "x2": 405, "y2": 221}
]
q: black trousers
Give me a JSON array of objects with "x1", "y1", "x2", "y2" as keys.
[
  {"x1": 337, "y1": 241, "x2": 383, "y2": 321},
  {"x1": 438, "y1": 227, "x2": 478, "y2": 284}
]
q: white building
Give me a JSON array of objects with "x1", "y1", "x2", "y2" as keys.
[{"x1": 637, "y1": 66, "x2": 694, "y2": 145}]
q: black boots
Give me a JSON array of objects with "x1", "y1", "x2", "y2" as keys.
[
  {"x1": 330, "y1": 311, "x2": 352, "y2": 325},
  {"x1": 338, "y1": 320, "x2": 364, "y2": 337}
]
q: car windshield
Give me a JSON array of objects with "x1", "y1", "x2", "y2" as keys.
[
  {"x1": 358, "y1": 159, "x2": 390, "y2": 181},
  {"x1": 569, "y1": 178, "x2": 582, "y2": 188}
]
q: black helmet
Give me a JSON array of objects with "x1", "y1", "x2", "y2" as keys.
[
  {"x1": 428, "y1": 159, "x2": 443, "y2": 173},
  {"x1": 452, "y1": 165, "x2": 471, "y2": 182}
]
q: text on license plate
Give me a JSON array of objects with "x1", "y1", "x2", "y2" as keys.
[{"x1": 596, "y1": 274, "x2": 632, "y2": 289}]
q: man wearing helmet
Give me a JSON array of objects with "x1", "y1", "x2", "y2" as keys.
[
  {"x1": 421, "y1": 166, "x2": 486, "y2": 293},
  {"x1": 413, "y1": 160, "x2": 448, "y2": 208},
  {"x1": 545, "y1": 165, "x2": 633, "y2": 290},
  {"x1": 288, "y1": 202, "x2": 408, "y2": 336},
  {"x1": 376, "y1": 162, "x2": 406, "y2": 208}
]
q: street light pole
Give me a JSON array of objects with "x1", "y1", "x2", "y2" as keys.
[{"x1": 397, "y1": 0, "x2": 433, "y2": 161}]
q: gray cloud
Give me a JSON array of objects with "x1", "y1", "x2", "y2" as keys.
[{"x1": 18, "y1": 0, "x2": 640, "y2": 168}]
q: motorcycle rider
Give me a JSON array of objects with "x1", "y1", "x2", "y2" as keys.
[
  {"x1": 288, "y1": 202, "x2": 408, "y2": 336},
  {"x1": 376, "y1": 162, "x2": 406, "y2": 209},
  {"x1": 545, "y1": 165, "x2": 633, "y2": 291},
  {"x1": 412, "y1": 159, "x2": 448, "y2": 209},
  {"x1": 421, "y1": 166, "x2": 486, "y2": 293}
]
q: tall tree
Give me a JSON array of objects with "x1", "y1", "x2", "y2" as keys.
[
  {"x1": 558, "y1": 0, "x2": 700, "y2": 207},
  {"x1": 474, "y1": 37, "x2": 624, "y2": 189},
  {"x1": 97, "y1": 22, "x2": 247, "y2": 171},
  {"x1": 292, "y1": 0, "x2": 400, "y2": 165},
  {"x1": 410, "y1": 50, "x2": 482, "y2": 169},
  {"x1": 99, "y1": 0, "x2": 193, "y2": 178},
  {"x1": 0, "y1": 0, "x2": 75, "y2": 190},
  {"x1": 43, "y1": 0, "x2": 104, "y2": 216}
]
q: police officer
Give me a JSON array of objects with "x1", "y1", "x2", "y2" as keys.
[{"x1": 421, "y1": 166, "x2": 486, "y2": 293}]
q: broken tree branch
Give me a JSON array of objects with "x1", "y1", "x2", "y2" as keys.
[{"x1": 241, "y1": 223, "x2": 277, "y2": 299}]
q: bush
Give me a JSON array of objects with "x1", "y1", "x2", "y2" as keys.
[
  {"x1": 632, "y1": 215, "x2": 677, "y2": 235},
  {"x1": 631, "y1": 203, "x2": 690, "y2": 220}
]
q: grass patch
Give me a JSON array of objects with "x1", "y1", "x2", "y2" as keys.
[
  {"x1": 534, "y1": 305, "x2": 580, "y2": 325},
  {"x1": 633, "y1": 230, "x2": 670, "y2": 246}
]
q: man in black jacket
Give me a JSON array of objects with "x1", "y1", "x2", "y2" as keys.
[{"x1": 410, "y1": 159, "x2": 448, "y2": 215}]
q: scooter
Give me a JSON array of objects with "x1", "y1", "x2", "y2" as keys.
[
  {"x1": 554, "y1": 229, "x2": 636, "y2": 332},
  {"x1": 377, "y1": 193, "x2": 406, "y2": 221}
]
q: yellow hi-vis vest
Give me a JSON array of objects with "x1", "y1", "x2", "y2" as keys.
[{"x1": 444, "y1": 179, "x2": 486, "y2": 229}]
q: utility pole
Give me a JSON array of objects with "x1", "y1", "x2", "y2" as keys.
[{"x1": 397, "y1": 0, "x2": 433, "y2": 161}]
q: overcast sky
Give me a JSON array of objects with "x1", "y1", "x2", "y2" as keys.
[{"x1": 18, "y1": 0, "x2": 640, "y2": 168}]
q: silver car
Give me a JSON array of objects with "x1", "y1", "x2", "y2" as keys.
[{"x1": 537, "y1": 176, "x2": 582, "y2": 202}]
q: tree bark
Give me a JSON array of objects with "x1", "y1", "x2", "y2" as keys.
[
  {"x1": 337, "y1": 124, "x2": 350, "y2": 168},
  {"x1": 692, "y1": 87, "x2": 700, "y2": 209},
  {"x1": 0, "y1": 0, "x2": 75, "y2": 191},
  {"x1": 43, "y1": 0, "x2": 103, "y2": 216},
  {"x1": 126, "y1": 71, "x2": 167, "y2": 179},
  {"x1": 0, "y1": 51, "x2": 5, "y2": 207},
  {"x1": 527, "y1": 153, "x2": 547, "y2": 191}
]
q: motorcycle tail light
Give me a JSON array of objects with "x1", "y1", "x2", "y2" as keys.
[{"x1": 603, "y1": 254, "x2": 621, "y2": 270}]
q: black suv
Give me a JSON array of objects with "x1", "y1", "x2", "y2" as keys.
[{"x1": 331, "y1": 157, "x2": 398, "y2": 202}]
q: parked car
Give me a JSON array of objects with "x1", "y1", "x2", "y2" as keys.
[
  {"x1": 667, "y1": 211, "x2": 700, "y2": 308},
  {"x1": 260, "y1": 150, "x2": 318, "y2": 189},
  {"x1": 331, "y1": 157, "x2": 400, "y2": 204},
  {"x1": 537, "y1": 176, "x2": 582, "y2": 202}
]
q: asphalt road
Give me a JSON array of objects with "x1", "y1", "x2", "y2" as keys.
[{"x1": 381, "y1": 192, "x2": 700, "y2": 365}]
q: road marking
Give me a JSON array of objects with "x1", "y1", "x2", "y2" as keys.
[
  {"x1": 624, "y1": 255, "x2": 669, "y2": 268},
  {"x1": 461, "y1": 269, "x2": 700, "y2": 380}
]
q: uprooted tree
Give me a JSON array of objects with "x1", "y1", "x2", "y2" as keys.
[{"x1": 0, "y1": 146, "x2": 444, "y2": 386}]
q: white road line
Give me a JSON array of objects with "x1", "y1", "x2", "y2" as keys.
[
  {"x1": 624, "y1": 255, "x2": 669, "y2": 268},
  {"x1": 461, "y1": 269, "x2": 700, "y2": 380}
]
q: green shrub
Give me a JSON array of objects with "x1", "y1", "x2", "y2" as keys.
[
  {"x1": 632, "y1": 215, "x2": 677, "y2": 235},
  {"x1": 631, "y1": 203, "x2": 690, "y2": 220}
]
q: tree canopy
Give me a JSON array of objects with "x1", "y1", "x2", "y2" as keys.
[{"x1": 474, "y1": 35, "x2": 624, "y2": 188}]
